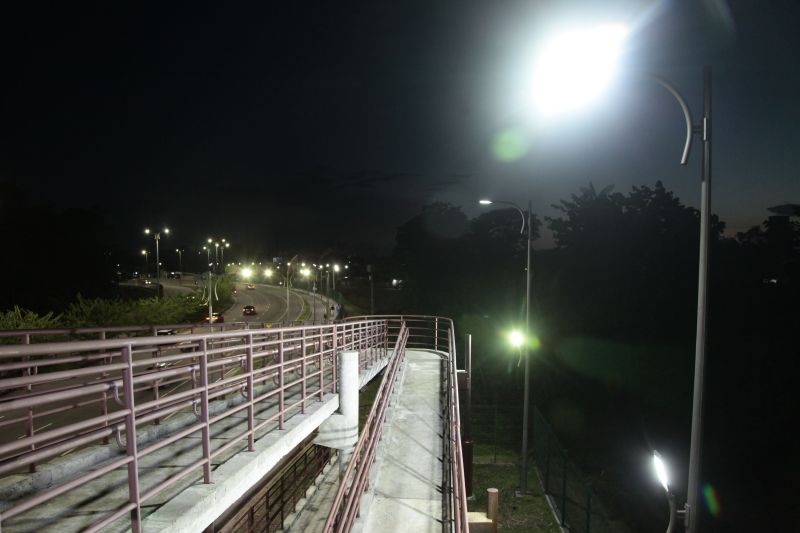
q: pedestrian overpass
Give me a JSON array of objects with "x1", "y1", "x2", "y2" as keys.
[{"x1": 0, "y1": 316, "x2": 470, "y2": 532}]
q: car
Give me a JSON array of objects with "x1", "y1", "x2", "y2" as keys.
[
  {"x1": 204, "y1": 312, "x2": 224, "y2": 323},
  {"x1": 167, "y1": 272, "x2": 181, "y2": 279},
  {"x1": 242, "y1": 305, "x2": 256, "y2": 316},
  {"x1": 246, "y1": 283, "x2": 256, "y2": 290}
]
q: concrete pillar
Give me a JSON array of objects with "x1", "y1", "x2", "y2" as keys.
[{"x1": 315, "y1": 350, "x2": 359, "y2": 476}]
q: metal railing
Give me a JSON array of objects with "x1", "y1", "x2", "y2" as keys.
[
  {"x1": 0, "y1": 321, "x2": 260, "y2": 345},
  {"x1": 322, "y1": 323, "x2": 409, "y2": 533},
  {"x1": 0, "y1": 319, "x2": 387, "y2": 532},
  {"x1": 325, "y1": 315, "x2": 469, "y2": 533}
]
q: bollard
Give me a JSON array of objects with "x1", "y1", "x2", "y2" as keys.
[{"x1": 487, "y1": 487, "x2": 499, "y2": 533}]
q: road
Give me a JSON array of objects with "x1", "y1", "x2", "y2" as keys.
[{"x1": 224, "y1": 283, "x2": 336, "y2": 325}]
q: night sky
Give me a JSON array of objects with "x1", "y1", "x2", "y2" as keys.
[{"x1": 2, "y1": 1, "x2": 798, "y2": 259}]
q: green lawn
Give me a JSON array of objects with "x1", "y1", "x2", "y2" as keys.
[{"x1": 470, "y1": 444, "x2": 562, "y2": 533}]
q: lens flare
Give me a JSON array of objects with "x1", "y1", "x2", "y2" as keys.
[
  {"x1": 492, "y1": 128, "x2": 529, "y2": 162},
  {"x1": 703, "y1": 483, "x2": 721, "y2": 518}
]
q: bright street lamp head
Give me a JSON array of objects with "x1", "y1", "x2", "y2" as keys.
[
  {"x1": 264, "y1": 268, "x2": 273, "y2": 277},
  {"x1": 144, "y1": 228, "x2": 151, "y2": 234},
  {"x1": 509, "y1": 330, "x2": 525, "y2": 348},
  {"x1": 241, "y1": 267, "x2": 253, "y2": 279},
  {"x1": 333, "y1": 264, "x2": 340, "y2": 272},
  {"x1": 141, "y1": 250, "x2": 147, "y2": 255},
  {"x1": 164, "y1": 228, "x2": 170, "y2": 234},
  {"x1": 225, "y1": 243, "x2": 230, "y2": 248},
  {"x1": 479, "y1": 199, "x2": 493, "y2": 205},
  {"x1": 207, "y1": 238, "x2": 212, "y2": 244},
  {"x1": 653, "y1": 451, "x2": 670, "y2": 492},
  {"x1": 530, "y1": 23, "x2": 629, "y2": 116}
]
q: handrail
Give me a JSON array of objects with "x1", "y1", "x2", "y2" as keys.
[
  {"x1": 0, "y1": 319, "x2": 388, "y2": 532},
  {"x1": 339, "y1": 315, "x2": 470, "y2": 533},
  {"x1": 0, "y1": 315, "x2": 469, "y2": 532},
  {"x1": 323, "y1": 323, "x2": 409, "y2": 533}
]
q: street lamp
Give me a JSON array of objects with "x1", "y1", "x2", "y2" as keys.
[
  {"x1": 301, "y1": 267, "x2": 317, "y2": 322},
  {"x1": 653, "y1": 452, "x2": 684, "y2": 533},
  {"x1": 141, "y1": 249, "x2": 149, "y2": 273},
  {"x1": 532, "y1": 25, "x2": 712, "y2": 532},
  {"x1": 144, "y1": 227, "x2": 170, "y2": 282},
  {"x1": 220, "y1": 239, "x2": 230, "y2": 268},
  {"x1": 175, "y1": 249, "x2": 183, "y2": 273},
  {"x1": 332, "y1": 263, "x2": 340, "y2": 296},
  {"x1": 480, "y1": 198, "x2": 533, "y2": 494}
]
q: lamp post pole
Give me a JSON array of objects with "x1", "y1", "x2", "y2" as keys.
[
  {"x1": 684, "y1": 65, "x2": 712, "y2": 533},
  {"x1": 479, "y1": 198, "x2": 533, "y2": 493},
  {"x1": 645, "y1": 68, "x2": 712, "y2": 532},
  {"x1": 521, "y1": 199, "x2": 532, "y2": 494},
  {"x1": 175, "y1": 249, "x2": 183, "y2": 273}
]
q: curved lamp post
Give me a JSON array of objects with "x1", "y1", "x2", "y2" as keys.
[
  {"x1": 532, "y1": 25, "x2": 712, "y2": 532},
  {"x1": 480, "y1": 198, "x2": 533, "y2": 494},
  {"x1": 653, "y1": 452, "x2": 685, "y2": 533}
]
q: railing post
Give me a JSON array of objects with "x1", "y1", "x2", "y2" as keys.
[
  {"x1": 318, "y1": 328, "x2": 325, "y2": 401},
  {"x1": 434, "y1": 317, "x2": 439, "y2": 351},
  {"x1": 121, "y1": 344, "x2": 142, "y2": 533},
  {"x1": 301, "y1": 328, "x2": 307, "y2": 414},
  {"x1": 332, "y1": 325, "x2": 338, "y2": 392},
  {"x1": 22, "y1": 333, "x2": 37, "y2": 473},
  {"x1": 246, "y1": 333, "x2": 255, "y2": 452},
  {"x1": 198, "y1": 338, "x2": 213, "y2": 483},
  {"x1": 279, "y1": 330, "x2": 285, "y2": 430}
]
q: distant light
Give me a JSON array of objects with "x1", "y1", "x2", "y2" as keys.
[
  {"x1": 164, "y1": 228, "x2": 170, "y2": 234},
  {"x1": 141, "y1": 250, "x2": 147, "y2": 255},
  {"x1": 479, "y1": 199, "x2": 493, "y2": 205},
  {"x1": 144, "y1": 228, "x2": 151, "y2": 234},
  {"x1": 530, "y1": 23, "x2": 629, "y2": 116},
  {"x1": 207, "y1": 238, "x2": 212, "y2": 243},
  {"x1": 241, "y1": 267, "x2": 253, "y2": 279},
  {"x1": 509, "y1": 330, "x2": 524, "y2": 348},
  {"x1": 392, "y1": 279, "x2": 397, "y2": 286},
  {"x1": 653, "y1": 452, "x2": 670, "y2": 492},
  {"x1": 264, "y1": 268, "x2": 273, "y2": 277},
  {"x1": 333, "y1": 264, "x2": 340, "y2": 272}
]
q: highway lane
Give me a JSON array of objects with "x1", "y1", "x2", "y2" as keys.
[{"x1": 222, "y1": 283, "x2": 303, "y2": 324}]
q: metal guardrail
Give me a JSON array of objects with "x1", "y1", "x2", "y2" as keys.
[
  {"x1": 0, "y1": 319, "x2": 387, "y2": 532},
  {"x1": 326, "y1": 315, "x2": 470, "y2": 533},
  {"x1": 0, "y1": 321, "x2": 261, "y2": 345},
  {"x1": 322, "y1": 323, "x2": 409, "y2": 533}
]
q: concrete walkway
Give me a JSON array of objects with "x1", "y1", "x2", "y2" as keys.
[
  {"x1": 288, "y1": 349, "x2": 445, "y2": 533},
  {"x1": 358, "y1": 349, "x2": 443, "y2": 533}
]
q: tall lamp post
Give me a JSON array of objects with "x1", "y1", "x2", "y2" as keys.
[
  {"x1": 220, "y1": 240, "x2": 230, "y2": 269},
  {"x1": 175, "y1": 249, "x2": 183, "y2": 273},
  {"x1": 480, "y1": 198, "x2": 533, "y2": 494},
  {"x1": 531, "y1": 25, "x2": 712, "y2": 531},
  {"x1": 141, "y1": 249, "x2": 149, "y2": 274},
  {"x1": 144, "y1": 227, "x2": 170, "y2": 281}
]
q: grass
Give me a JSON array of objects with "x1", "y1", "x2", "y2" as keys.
[{"x1": 470, "y1": 445, "x2": 562, "y2": 533}]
